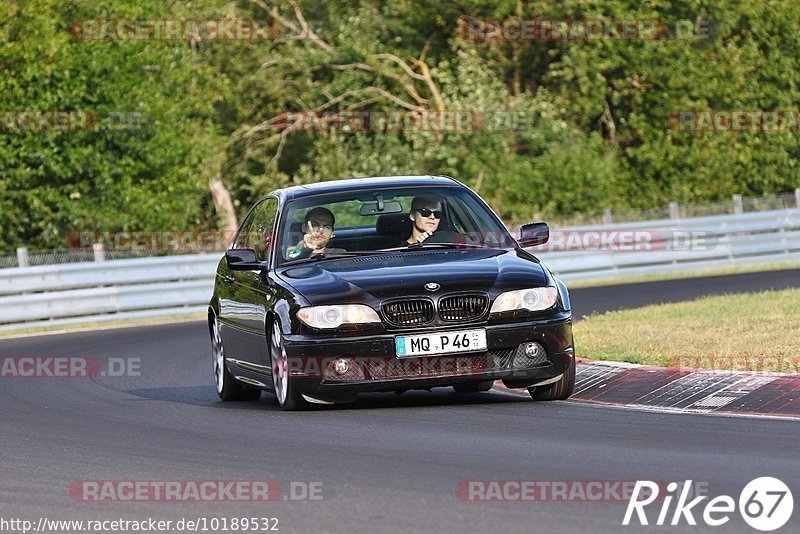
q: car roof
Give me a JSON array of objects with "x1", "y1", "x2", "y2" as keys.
[{"x1": 274, "y1": 175, "x2": 462, "y2": 201}]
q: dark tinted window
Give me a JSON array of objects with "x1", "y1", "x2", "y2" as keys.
[
  {"x1": 234, "y1": 197, "x2": 278, "y2": 262},
  {"x1": 277, "y1": 186, "x2": 514, "y2": 265}
]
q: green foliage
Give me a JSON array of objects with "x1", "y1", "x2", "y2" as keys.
[
  {"x1": 0, "y1": 0, "x2": 226, "y2": 249},
  {"x1": 2, "y1": 0, "x2": 799, "y2": 249}
]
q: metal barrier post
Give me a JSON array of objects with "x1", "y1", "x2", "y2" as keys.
[
  {"x1": 669, "y1": 201, "x2": 680, "y2": 219},
  {"x1": 93, "y1": 243, "x2": 105, "y2": 262},
  {"x1": 16, "y1": 247, "x2": 29, "y2": 268},
  {"x1": 732, "y1": 194, "x2": 743, "y2": 214}
]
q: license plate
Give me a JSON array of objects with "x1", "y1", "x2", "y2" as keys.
[{"x1": 395, "y1": 329, "x2": 487, "y2": 357}]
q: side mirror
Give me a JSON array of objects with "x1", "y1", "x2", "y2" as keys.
[
  {"x1": 518, "y1": 222, "x2": 549, "y2": 247},
  {"x1": 225, "y1": 248, "x2": 261, "y2": 270}
]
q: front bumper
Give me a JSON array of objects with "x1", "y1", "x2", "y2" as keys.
[{"x1": 283, "y1": 313, "x2": 573, "y2": 397}]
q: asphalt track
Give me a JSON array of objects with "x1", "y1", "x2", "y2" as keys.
[
  {"x1": 570, "y1": 267, "x2": 800, "y2": 319},
  {"x1": 2, "y1": 270, "x2": 800, "y2": 533}
]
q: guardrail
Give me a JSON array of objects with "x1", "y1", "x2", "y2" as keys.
[
  {"x1": 0, "y1": 208, "x2": 798, "y2": 332},
  {"x1": 536, "y1": 208, "x2": 800, "y2": 281},
  {"x1": 0, "y1": 255, "x2": 220, "y2": 333}
]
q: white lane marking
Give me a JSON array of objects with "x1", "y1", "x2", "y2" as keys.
[
  {"x1": 490, "y1": 385, "x2": 800, "y2": 421},
  {"x1": 691, "y1": 395, "x2": 739, "y2": 408},
  {"x1": 632, "y1": 372, "x2": 742, "y2": 408},
  {"x1": 685, "y1": 375, "x2": 778, "y2": 412},
  {"x1": 494, "y1": 361, "x2": 795, "y2": 419},
  {"x1": 568, "y1": 398, "x2": 800, "y2": 422},
  {"x1": 573, "y1": 365, "x2": 628, "y2": 396}
]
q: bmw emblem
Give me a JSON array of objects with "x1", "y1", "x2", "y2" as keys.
[{"x1": 424, "y1": 282, "x2": 440, "y2": 292}]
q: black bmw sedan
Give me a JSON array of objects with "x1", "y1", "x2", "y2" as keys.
[{"x1": 209, "y1": 175, "x2": 574, "y2": 410}]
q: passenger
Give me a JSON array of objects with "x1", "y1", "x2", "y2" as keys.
[{"x1": 406, "y1": 196, "x2": 442, "y2": 244}]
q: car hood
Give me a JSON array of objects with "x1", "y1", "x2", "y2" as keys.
[{"x1": 275, "y1": 249, "x2": 550, "y2": 306}]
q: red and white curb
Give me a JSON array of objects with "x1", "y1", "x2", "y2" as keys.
[{"x1": 497, "y1": 360, "x2": 800, "y2": 419}]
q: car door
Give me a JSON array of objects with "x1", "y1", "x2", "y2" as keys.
[{"x1": 218, "y1": 197, "x2": 279, "y2": 373}]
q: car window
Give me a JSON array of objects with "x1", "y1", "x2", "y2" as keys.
[
  {"x1": 234, "y1": 197, "x2": 278, "y2": 262},
  {"x1": 275, "y1": 187, "x2": 515, "y2": 265},
  {"x1": 234, "y1": 210, "x2": 256, "y2": 250}
]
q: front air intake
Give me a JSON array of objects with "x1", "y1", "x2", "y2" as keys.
[
  {"x1": 438, "y1": 294, "x2": 489, "y2": 322},
  {"x1": 382, "y1": 299, "x2": 435, "y2": 327}
]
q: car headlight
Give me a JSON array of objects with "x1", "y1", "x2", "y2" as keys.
[
  {"x1": 297, "y1": 305, "x2": 381, "y2": 329},
  {"x1": 490, "y1": 287, "x2": 558, "y2": 314}
]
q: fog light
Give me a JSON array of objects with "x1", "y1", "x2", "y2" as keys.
[
  {"x1": 525, "y1": 342, "x2": 543, "y2": 357},
  {"x1": 515, "y1": 342, "x2": 548, "y2": 367},
  {"x1": 323, "y1": 358, "x2": 365, "y2": 381},
  {"x1": 334, "y1": 358, "x2": 352, "y2": 375}
]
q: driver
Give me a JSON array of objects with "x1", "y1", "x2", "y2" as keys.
[
  {"x1": 287, "y1": 207, "x2": 339, "y2": 260},
  {"x1": 406, "y1": 196, "x2": 442, "y2": 244}
]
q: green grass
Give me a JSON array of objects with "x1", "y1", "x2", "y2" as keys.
[{"x1": 575, "y1": 288, "x2": 800, "y2": 372}]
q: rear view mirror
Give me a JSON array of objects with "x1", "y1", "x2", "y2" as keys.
[
  {"x1": 225, "y1": 248, "x2": 261, "y2": 270},
  {"x1": 360, "y1": 200, "x2": 403, "y2": 216},
  {"x1": 518, "y1": 222, "x2": 549, "y2": 247}
]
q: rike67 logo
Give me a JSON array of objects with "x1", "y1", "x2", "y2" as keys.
[{"x1": 624, "y1": 477, "x2": 793, "y2": 531}]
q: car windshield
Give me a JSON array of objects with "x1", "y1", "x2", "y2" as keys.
[{"x1": 276, "y1": 186, "x2": 516, "y2": 266}]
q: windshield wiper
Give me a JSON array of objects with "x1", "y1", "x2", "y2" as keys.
[
  {"x1": 406, "y1": 242, "x2": 497, "y2": 250},
  {"x1": 280, "y1": 245, "x2": 501, "y2": 266},
  {"x1": 280, "y1": 251, "x2": 392, "y2": 267}
]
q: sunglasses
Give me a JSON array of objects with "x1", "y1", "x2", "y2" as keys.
[
  {"x1": 307, "y1": 221, "x2": 333, "y2": 232},
  {"x1": 415, "y1": 208, "x2": 442, "y2": 219}
]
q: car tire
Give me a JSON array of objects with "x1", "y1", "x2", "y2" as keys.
[
  {"x1": 452, "y1": 380, "x2": 494, "y2": 393},
  {"x1": 528, "y1": 355, "x2": 575, "y2": 401},
  {"x1": 270, "y1": 319, "x2": 310, "y2": 411},
  {"x1": 211, "y1": 315, "x2": 261, "y2": 401}
]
